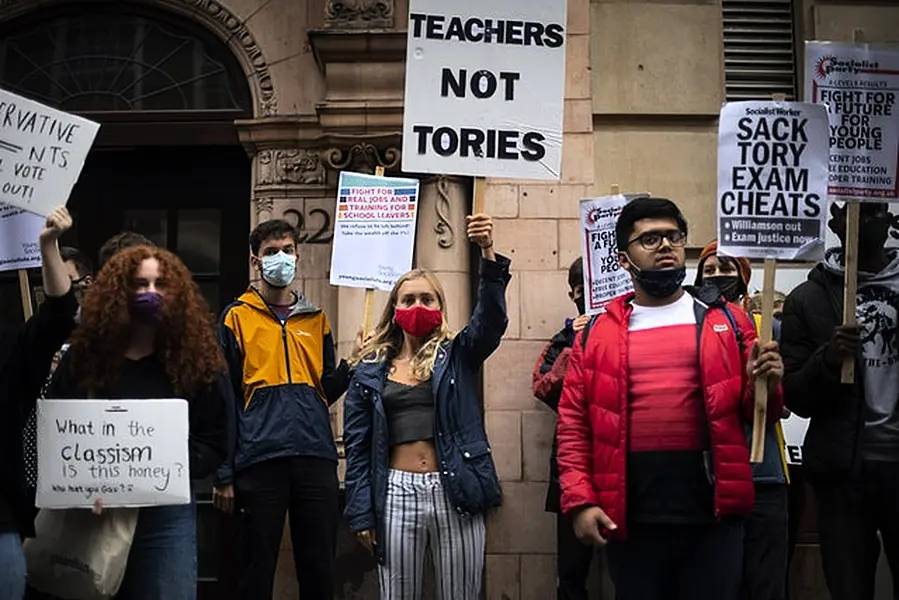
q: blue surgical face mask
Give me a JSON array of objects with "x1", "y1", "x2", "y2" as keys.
[{"x1": 260, "y1": 251, "x2": 296, "y2": 288}]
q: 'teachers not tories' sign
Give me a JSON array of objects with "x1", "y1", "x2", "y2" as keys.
[
  {"x1": 717, "y1": 101, "x2": 830, "y2": 261},
  {"x1": 401, "y1": 0, "x2": 567, "y2": 180}
]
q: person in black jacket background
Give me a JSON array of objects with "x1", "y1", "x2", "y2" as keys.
[
  {"x1": 532, "y1": 258, "x2": 594, "y2": 600},
  {"x1": 781, "y1": 201, "x2": 899, "y2": 600},
  {"x1": 0, "y1": 206, "x2": 78, "y2": 600}
]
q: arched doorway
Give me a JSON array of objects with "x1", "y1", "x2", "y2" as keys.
[
  {"x1": 0, "y1": 4, "x2": 253, "y2": 596},
  {"x1": 0, "y1": 2, "x2": 253, "y2": 319}
]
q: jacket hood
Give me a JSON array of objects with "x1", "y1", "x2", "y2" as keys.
[
  {"x1": 237, "y1": 286, "x2": 320, "y2": 318},
  {"x1": 820, "y1": 247, "x2": 899, "y2": 284}
]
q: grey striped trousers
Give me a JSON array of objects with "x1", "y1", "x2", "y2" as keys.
[{"x1": 379, "y1": 469, "x2": 486, "y2": 600}]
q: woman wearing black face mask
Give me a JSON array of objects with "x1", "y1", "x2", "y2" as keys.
[
  {"x1": 695, "y1": 240, "x2": 791, "y2": 600},
  {"x1": 45, "y1": 245, "x2": 229, "y2": 600}
]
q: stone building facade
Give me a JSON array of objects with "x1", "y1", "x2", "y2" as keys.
[{"x1": 0, "y1": 0, "x2": 896, "y2": 598}]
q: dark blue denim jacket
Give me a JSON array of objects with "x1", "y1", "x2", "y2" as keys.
[{"x1": 343, "y1": 255, "x2": 511, "y2": 563}]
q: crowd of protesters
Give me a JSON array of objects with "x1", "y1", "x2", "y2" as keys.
[{"x1": 0, "y1": 197, "x2": 896, "y2": 600}]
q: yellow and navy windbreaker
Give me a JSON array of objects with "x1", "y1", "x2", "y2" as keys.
[{"x1": 216, "y1": 287, "x2": 350, "y2": 483}]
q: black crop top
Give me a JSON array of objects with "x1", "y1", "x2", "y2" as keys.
[{"x1": 383, "y1": 378, "x2": 434, "y2": 447}]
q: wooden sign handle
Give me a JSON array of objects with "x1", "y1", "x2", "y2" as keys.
[
  {"x1": 360, "y1": 165, "x2": 387, "y2": 334},
  {"x1": 750, "y1": 257, "x2": 777, "y2": 463},
  {"x1": 18, "y1": 269, "x2": 33, "y2": 320},
  {"x1": 841, "y1": 202, "x2": 860, "y2": 383}
]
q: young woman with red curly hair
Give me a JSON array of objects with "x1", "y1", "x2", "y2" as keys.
[{"x1": 46, "y1": 245, "x2": 229, "y2": 600}]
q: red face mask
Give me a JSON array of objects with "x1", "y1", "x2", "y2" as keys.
[{"x1": 394, "y1": 305, "x2": 443, "y2": 338}]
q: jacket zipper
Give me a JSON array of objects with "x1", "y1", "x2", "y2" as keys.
[{"x1": 281, "y1": 323, "x2": 293, "y2": 384}]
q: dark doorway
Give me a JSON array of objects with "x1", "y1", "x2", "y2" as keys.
[
  {"x1": 0, "y1": 4, "x2": 254, "y2": 597},
  {"x1": 62, "y1": 145, "x2": 251, "y2": 313}
]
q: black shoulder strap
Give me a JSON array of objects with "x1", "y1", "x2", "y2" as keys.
[
  {"x1": 720, "y1": 304, "x2": 746, "y2": 353},
  {"x1": 580, "y1": 314, "x2": 600, "y2": 351}
]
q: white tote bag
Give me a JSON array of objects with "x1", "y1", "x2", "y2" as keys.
[{"x1": 23, "y1": 508, "x2": 138, "y2": 600}]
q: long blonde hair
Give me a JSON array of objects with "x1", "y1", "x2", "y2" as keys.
[{"x1": 352, "y1": 269, "x2": 455, "y2": 381}]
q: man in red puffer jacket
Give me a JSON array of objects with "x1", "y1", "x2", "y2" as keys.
[{"x1": 557, "y1": 197, "x2": 785, "y2": 600}]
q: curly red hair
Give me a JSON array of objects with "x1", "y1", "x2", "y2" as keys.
[{"x1": 67, "y1": 245, "x2": 225, "y2": 396}]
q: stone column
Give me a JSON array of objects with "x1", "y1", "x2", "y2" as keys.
[{"x1": 416, "y1": 175, "x2": 472, "y2": 327}]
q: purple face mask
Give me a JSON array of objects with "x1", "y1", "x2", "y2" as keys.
[{"x1": 131, "y1": 291, "x2": 163, "y2": 323}]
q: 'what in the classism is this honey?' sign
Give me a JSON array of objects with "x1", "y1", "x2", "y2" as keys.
[
  {"x1": 329, "y1": 171, "x2": 420, "y2": 292},
  {"x1": 805, "y1": 42, "x2": 899, "y2": 202},
  {"x1": 717, "y1": 101, "x2": 830, "y2": 261},
  {"x1": 0, "y1": 88, "x2": 100, "y2": 217},
  {"x1": 402, "y1": 0, "x2": 567, "y2": 180},
  {"x1": 36, "y1": 399, "x2": 191, "y2": 509}
]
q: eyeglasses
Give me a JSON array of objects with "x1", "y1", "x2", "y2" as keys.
[{"x1": 627, "y1": 229, "x2": 687, "y2": 251}]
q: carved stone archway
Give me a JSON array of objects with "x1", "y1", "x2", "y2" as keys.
[{"x1": 0, "y1": 0, "x2": 277, "y2": 117}]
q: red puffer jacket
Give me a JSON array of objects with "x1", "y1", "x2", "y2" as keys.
[{"x1": 557, "y1": 291, "x2": 783, "y2": 540}]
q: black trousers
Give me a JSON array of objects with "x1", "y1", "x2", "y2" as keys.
[
  {"x1": 813, "y1": 460, "x2": 899, "y2": 600},
  {"x1": 234, "y1": 456, "x2": 339, "y2": 600},
  {"x1": 607, "y1": 521, "x2": 744, "y2": 600},
  {"x1": 740, "y1": 484, "x2": 789, "y2": 600},
  {"x1": 785, "y1": 467, "x2": 806, "y2": 600},
  {"x1": 556, "y1": 512, "x2": 595, "y2": 600}
]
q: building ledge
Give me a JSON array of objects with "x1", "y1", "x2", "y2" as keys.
[{"x1": 307, "y1": 29, "x2": 407, "y2": 74}]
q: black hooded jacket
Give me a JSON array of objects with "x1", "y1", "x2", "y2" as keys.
[
  {"x1": 781, "y1": 264, "x2": 865, "y2": 484},
  {"x1": 0, "y1": 290, "x2": 78, "y2": 537}
]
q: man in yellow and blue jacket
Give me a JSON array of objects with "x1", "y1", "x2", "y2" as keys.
[{"x1": 213, "y1": 219, "x2": 358, "y2": 600}]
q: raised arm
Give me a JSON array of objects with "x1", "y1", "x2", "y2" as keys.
[
  {"x1": 532, "y1": 324, "x2": 575, "y2": 412},
  {"x1": 19, "y1": 207, "x2": 79, "y2": 413},
  {"x1": 456, "y1": 214, "x2": 512, "y2": 365}
]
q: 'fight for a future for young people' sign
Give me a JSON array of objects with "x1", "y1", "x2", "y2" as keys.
[
  {"x1": 0, "y1": 88, "x2": 100, "y2": 217},
  {"x1": 401, "y1": 0, "x2": 567, "y2": 181},
  {"x1": 580, "y1": 194, "x2": 636, "y2": 315},
  {"x1": 717, "y1": 101, "x2": 830, "y2": 262},
  {"x1": 804, "y1": 42, "x2": 899, "y2": 202},
  {"x1": 36, "y1": 399, "x2": 191, "y2": 509}
]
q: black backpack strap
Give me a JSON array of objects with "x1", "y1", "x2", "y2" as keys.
[
  {"x1": 720, "y1": 304, "x2": 746, "y2": 353},
  {"x1": 580, "y1": 314, "x2": 600, "y2": 351}
]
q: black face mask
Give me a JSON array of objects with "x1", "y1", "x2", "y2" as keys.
[
  {"x1": 574, "y1": 295, "x2": 585, "y2": 316},
  {"x1": 705, "y1": 275, "x2": 743, "y2": 303},
  {"x1": 627, "y1": 258, "x2": 686, "y2": 299}
]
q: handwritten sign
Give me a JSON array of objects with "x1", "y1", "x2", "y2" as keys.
[
  {"x1": 805, "y1": 42, "x2": 899, "y2": 202},
  {"x1": 579, "y1": 194, "x2": 635, "y2": 314},
  {"x1": 329, "y1": 171, "x2": 420, "y2": 291},
  {"x1": 36, "y1": 399, "x2": 190, "y2": 509},
  {"x1": 0, "y1": 202, "x2": 43, "y2": 272},
  {"x1": 401, "y1": 0, "x2": 567, "y2": 180},
  {"x1": 717, "y1": 100, "x2": 830, "y2": 261},
  {"x1": 0, "y1": 88, "x2": 100, "y2": 217}
]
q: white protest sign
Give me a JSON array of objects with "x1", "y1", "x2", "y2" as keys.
[
  {"x1": 0, "y1": 202, "x2": 43, "y2": 272},
  {"x1": 580, "y1": 194, "x2": 634, "y2": 315},
  {"x1": 402, "y1": 0, "x2": 567, "y2": 180},
  {"x1": 717, "y1": 101, "x2": 830, "y2": 261},
  {"x1": 0, "y1": 88, "x2": 100, "y2": 217},
  {"x1": 805, "y1": 42, "x2": 899, "y2": 202},
  {"x1": 36, "y1": 399, "x2": 191, "y2": 509},
  {"x1": 782, "y1": 414, "x2": 809, "y2": 466},
  {"x1": 330, "y1": 172, "x2": 420, "y2": 291}
]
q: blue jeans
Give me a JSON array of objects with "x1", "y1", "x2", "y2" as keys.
[
  {"x1": 0, "y1": 532, "x2": 26, "y2": 600},
  {"x1": 116, "y1": 503, "x2": 197, "y2": 600}
]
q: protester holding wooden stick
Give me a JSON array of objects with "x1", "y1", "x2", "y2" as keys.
[
  {"x1": 0, "y1": 206, "x2": 78, "y2": 599},
  {"x1": 695, "y1": 240, "x2": 791, "y2": 600},
  {"x1": 781, "y1": 201, "x2": 899, "y2": 600},
  {"x1": 343, "y1": 213, "x2": 509, "y2": 600},
  {"x1": 556, "y1": 198, "x2": 784, "y2": 600}
]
